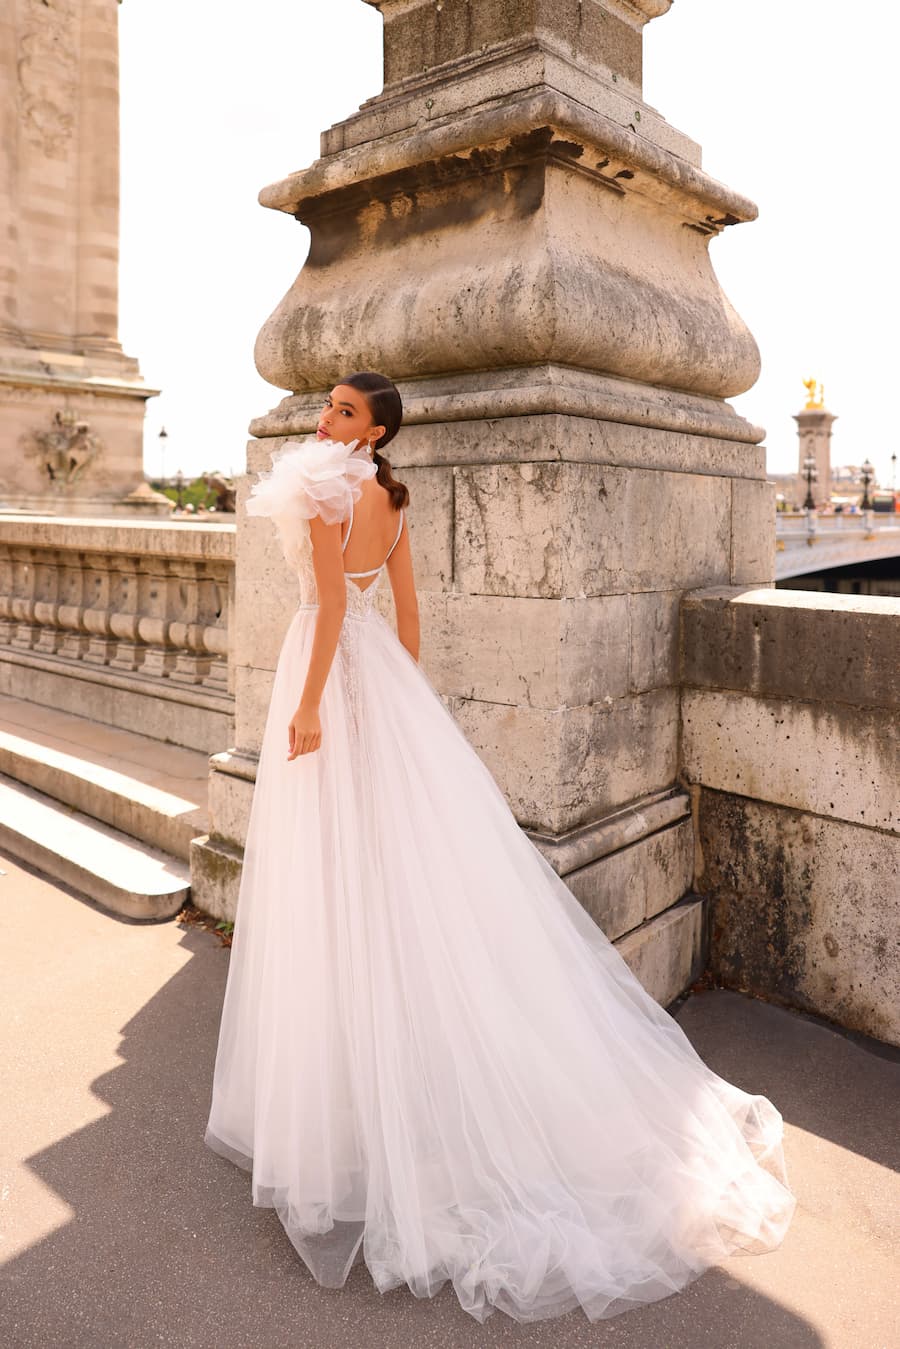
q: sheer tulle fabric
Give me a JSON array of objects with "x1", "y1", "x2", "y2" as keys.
[
  {"x1": 205, "y1": 441, "x2": 795, "y2": 1324},
  {"x1": 245, "y1": 436, "x2": 377, "y2": 570}
]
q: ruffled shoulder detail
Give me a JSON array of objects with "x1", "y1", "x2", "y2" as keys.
[
  {"x1": 245, "y1": 436, "x2": 377, "y2": 528},
  {"x1": 245, "y1": 437, "x2": 378, "y2": 573}
]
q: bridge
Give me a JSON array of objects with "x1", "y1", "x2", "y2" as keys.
[{"x1": 775, "y1": 511, "x2": 900, "y2": 579}]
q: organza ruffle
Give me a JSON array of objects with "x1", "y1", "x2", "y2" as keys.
[{"x1": 245, "y1": 436, "x2": 377, "y2": 570}]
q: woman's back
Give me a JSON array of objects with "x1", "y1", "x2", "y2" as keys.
[
  {"x1": 209, "y1": 422, "x2": 795, "y2": 1326},
  {"x1": 341, "y1": 478, "x2": 405, "y2": 593}
]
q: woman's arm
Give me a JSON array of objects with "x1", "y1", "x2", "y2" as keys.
[
  {"x1": 386, "y1": 517, "x2": 420, "y2": 663},
  {"x1": 288, "y1": 513, "x2": 346, "y2": 759}
]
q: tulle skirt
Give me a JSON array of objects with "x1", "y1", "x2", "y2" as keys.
[{"x1": 204, "y1": 603, "x2": 795, "y2": 1324}]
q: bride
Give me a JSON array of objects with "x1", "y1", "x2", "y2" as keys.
[{"x1": 204, "y1": 370, "x2": 795, "y2": 1325}]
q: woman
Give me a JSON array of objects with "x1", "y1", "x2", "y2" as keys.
[{"x1": 205, "y1": 371, "x2": 795, "y2": 1325}]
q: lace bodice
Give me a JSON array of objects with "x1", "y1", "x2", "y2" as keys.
[{"x1": 293, "y1": 503, "x2": 404, "y2": 620}]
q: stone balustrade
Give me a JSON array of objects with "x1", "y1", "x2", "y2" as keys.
[
  {"x1": 775, "y1": 510, "x2": 900, "y2": 580},
  {"x1": 776, "y1": 510, "x2": 899, "y2": 540},
  {"x1": 0, "y1": 514, "x2": 235, "y2": 752}
]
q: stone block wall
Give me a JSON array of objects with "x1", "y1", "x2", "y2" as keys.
[{"x1": 680, "y1": 587, "x2": 900, "y2": 1046}]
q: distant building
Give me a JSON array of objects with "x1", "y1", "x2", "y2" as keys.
[{"x1": 794, "y1": 379, "x2": 836, "y2": 508}]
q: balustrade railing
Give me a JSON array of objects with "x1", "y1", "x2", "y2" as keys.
[{"x1": 0, "y1": 515, "x2": 235, "y2": 704}]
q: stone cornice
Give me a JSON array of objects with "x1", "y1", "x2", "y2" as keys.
[
  {"x1": 0, "y1": 513, "x2": 235, "y2": 557},
  {"x1": 260, "y1": 87, "x2": 756, "y2": 226},
  {"x1": 365, "y1": 0, "x2": 672, "y2": 30},
  {"x1": 250, "y1": 367, "x2": 766, "y2": 446},
  {"x1": 0, "y1": 369, "x2": 159, "y2": 401}
]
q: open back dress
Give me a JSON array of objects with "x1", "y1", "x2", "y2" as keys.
[{"x1": 204, "y1": 435, "x2": 795, "y2": 1325}]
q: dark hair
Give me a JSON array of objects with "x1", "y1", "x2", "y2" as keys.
[{"x1": 339, "y1": 371, "x2": 409, "y2": 510}]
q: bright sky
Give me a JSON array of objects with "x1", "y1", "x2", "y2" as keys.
[{"x1": 119, "y1": 1, "x2": 899, "y2": 489}]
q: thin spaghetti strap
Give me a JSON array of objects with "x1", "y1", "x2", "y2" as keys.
[
  {"x1": 384, "y1": 508, "x2": 404, "y2": 563},
  {"x1": 341, "y1": 500, "x2": 354, "y2": 553}
]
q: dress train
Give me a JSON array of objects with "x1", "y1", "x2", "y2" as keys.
[{"x1": 204, "y1": 437, "x2": 795, "y2": 1324}]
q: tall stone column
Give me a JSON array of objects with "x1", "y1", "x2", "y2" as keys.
[
  {"x1": 794, "y1": 390, "x2": 836, "y2": 509},
  {"x1": 0, "y1": 0, "x2": 164, "y2": 517},
  {"x1": 195, "y1": 0, "x2": 773, "y2": 999}
]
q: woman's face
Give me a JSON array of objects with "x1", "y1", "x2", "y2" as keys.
[{"x1": 317, "y1": 384, "x2": 386, "y2": 450}]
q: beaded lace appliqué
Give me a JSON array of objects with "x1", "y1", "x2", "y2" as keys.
[{"x1": 293, "y1": 524, "x2": 382, "y2": 735}]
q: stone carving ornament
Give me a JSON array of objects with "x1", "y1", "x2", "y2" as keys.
[
  {"x1": 26, "y1": 409, "x2": 103, "y2": 486},
  {"x1": 18, "y1": 0, "x2": 78, "y2": 160}
]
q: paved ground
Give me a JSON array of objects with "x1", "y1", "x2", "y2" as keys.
[{"x1": 1, "y1": 851, "x2": 897, "y2": 1349}]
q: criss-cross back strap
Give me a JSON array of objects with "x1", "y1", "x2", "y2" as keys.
[{"x1": 343, "y1": 506, "x2": 405, "y2": 578}]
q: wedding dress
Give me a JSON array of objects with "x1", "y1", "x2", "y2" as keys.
[{"x1": 204, "y1": 436, "x2": 795, "y2": 1325}]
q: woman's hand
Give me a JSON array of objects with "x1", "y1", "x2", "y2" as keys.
[{"x1": 287, "y1": 701, "x2": 322, "y2": 760}]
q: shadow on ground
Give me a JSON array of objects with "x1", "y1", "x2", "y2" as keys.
[{"x1": 5, "y1": 855, "x2": 897, "y2": 1347}]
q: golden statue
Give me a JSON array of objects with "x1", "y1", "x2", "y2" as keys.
[{"x1": 803, "y1": 378, "x2": 825, "y2": 410}]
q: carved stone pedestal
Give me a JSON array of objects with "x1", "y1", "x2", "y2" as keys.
[{"x1": 195, "y1": 0, "x2": 772, "y2": 1005}]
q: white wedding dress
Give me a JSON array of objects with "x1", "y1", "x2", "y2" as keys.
[{"x1": 204, "y1": 437, "x2": 795, "y2": 1325}]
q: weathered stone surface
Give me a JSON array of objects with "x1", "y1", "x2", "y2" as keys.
[
  {"x1": 682, "y1": 587, "x2": 900, "y2": 710},
  {"x1": 370, "y1": 0, "x2": 650, "y2": 93},
  {"x1": 730, "y1": 478, "x2": 775, "y2": 584},
  {"x1": 451, "y1": 687, "x2": 678, "y2": 833},
  {"x1": 454, "y1": 462, "x2": 732, "y2": 598},
  {"x1": 256, "y1": 149, "x2": 759, "y2": 400},
  {"x1": 189, "y1": 833, "x2": 243, "y2": 923},
  {"x1": 699, "y1": 790, "x2": 900, "y2": 1047},
  {"x1": 0, "y1": 695, "x2": 207, "y2": 863},
  {"x1": 264, "y1": 89, "x2": 750, "y2": 228},
  {"x1": 0, "y1": 513, "x2": 233, "y2": 561},
  {"x1": 567, "y1": 816, "x2": 694, "y2": 941},
  {"x1": 418, "y1": 591, "x2": 629, "y2": 709},
  {"x1": 206, "y1": 753, "x2": 258, "y2": 851},
  {"x1": 681, "y1": 689, "x2": 898, "y2": 834},
  {"x1": 0, "y1": 775, "x2": 190, "y2": 923},
  {"x1": 528, "y1": 787, "x2": 690, "y2": 873},
  {"x1": 0, "y1": 513, "x2": 235, "y2": 752},
  {"x1": 628, "y1": 589, "x2": 680, "y2": 694},
  {"x1": 397, "y1": 410, "x2": 767, "y2": 476},
  {"x1": 232, "y1": 519, "x2": 299, "y2": 674},
  {"x1": 252, "y1": 370, "x2": 765, "y2": 453},
  {"x1": 0, "y1": 0, "x2": 156, "y2": 511},
  {"x1": 682, "y1": 587, "x2": 900, "y2": 1043},
  {"x1": 334, "y1": 3, "x2": 693, "y2": 165},
  {"x1": 0, "y1": 655, "x2": 232, "y2": 756},
  {"x1": 615, "y1": 897, "x2": 706, "y2": 1008},
  {"x1": 233, "y1": 664, "x2": 275, "y2": 753},
  {"x1": 389, "y1": 465, "x2": 453, "y2": 590}
]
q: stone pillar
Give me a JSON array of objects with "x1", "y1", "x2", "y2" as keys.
[
  {"x1": 0, "y1": 0, "x2": 165, "y2": 517},
  {"x1": 794, "y1": 404, "x2": 836, "y2": 509},
  {"x1": 194, "y1": 0, "x2": 772, "y2": 1000},
  {"x1": 0, "y1": 4, "x2": 18, "y2": 340},
  {"x1": 75, "y1": 0, "x2": 122, "y2": 349}
]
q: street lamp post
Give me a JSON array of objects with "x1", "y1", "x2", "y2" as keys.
[
  {"x1": 158, "y1": 426, "x2": 168, "y2": 485},
  {"x1": 175, "y1": 468, "x2": 185, "y2": 512},
  {"x1": 802, "y1": 452, "x2": 817, "y2": 511},
  {"x1": 860, "y1": 458, "x2": 874, "y2": 512}
]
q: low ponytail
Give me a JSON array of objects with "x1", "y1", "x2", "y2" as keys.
[{"x1": 339, "y1": 371, "x2": 409, "y2": 511}]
